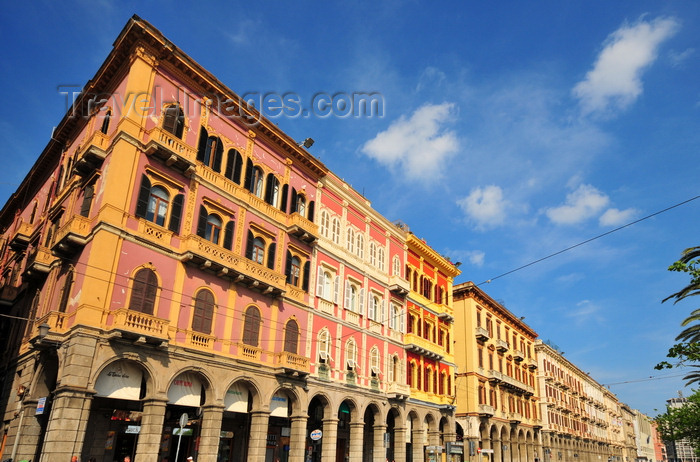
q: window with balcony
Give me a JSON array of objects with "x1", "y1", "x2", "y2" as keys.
[
  {"x1": 129, "y1": 268, "x2": 158, "y2": 315},
  {"x1": 356, "y1": 234, "x2": 364, "y2": 259},
  {"x1": 346, "y1": 227, "x2": 355, "y2": 253},
  {"x1": 265, "y1": 174, "x2": 280, "y2": 207},
  {"x1": 192, "y1": 289, "x2": 215, "y2": 334},
  {"x1": 197, "y1": 128, "x2": 223, "y2": 172},
  {"x1": 245, "y1": 161, "x2": 265, "y2": 198},
  {"x1": 245, "y1": 230, "x2": 275, "y2": 269},
  {"x1": 330, "y1": 217, "x2": 340, "y2": 244},
  {"x1": 163, "y1": 104, "x2": 184, "y2": 138},
  {"x1": 283, "y1": 319, "x2": 299, "y2": 354},
  {"x1": 100, "y1": 109, "x2": 112, "y2": 135},
  {"x1": 320, "y1": 210, "x2": 330, "y2": 238},
  {"x1": 225, "y1": 149, "x2": 243, "y2": 184},
  {"x1": 242, "y1": 305, "x2": 261, "y2": 347},
  {"x1": 135, "y1": 175, "x2": 184, "y2": 233}
]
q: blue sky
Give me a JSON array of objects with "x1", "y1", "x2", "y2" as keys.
[{"x1": 1, "y1": 1, "x2": 698, "y2": 416}]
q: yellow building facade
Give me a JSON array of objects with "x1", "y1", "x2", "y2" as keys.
[{"x1": 452, "y1": 282, "x2": 540, "y2": 462}]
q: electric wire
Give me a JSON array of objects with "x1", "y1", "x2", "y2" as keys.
[{"x1": 476, "y1": 194, "x2": 700, "y2": 287}]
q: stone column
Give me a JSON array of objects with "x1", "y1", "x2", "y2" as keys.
[
  {"x1": 321, "y1": 416, "x2": 339, "y2": 462},
  {"x1": 196, "y1": 403, "x2": 224, "y2": 462},
  {"x1": 134, "y1": 398, "x2": 167, "y2": 461},
  {"x1": 39, "y1": 386, "x2": 93, "y2": 462},
  {"x1": 411, "y1": 427, "x2": 425, "y2": 462},
  {"x1": 289, "y1": 414, "x2": 309, "y2": 462},
  {"x1": 349, "y1": 421, "x2": 364, "y2": 462},
  {"x1": 373, "y1": 423, "x2": 387, "y2": 462},
  {"x1": 492, "y1": 437, "x2": 502, "y2": 462},
  {"x1": 393, "y1": 426, "x2": 407, "y2": 462},
  {"x1": 247, "y1": 410, "x2": 271, "y2": 461}
]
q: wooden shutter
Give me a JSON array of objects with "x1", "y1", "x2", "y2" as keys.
[
  {"x1": 280, "y1": 184, "x2": 288, "y2": 212},
  {"x1": 135, "y1": 174, "x2": 151, "y2": 218},
  {"x1": 244, "y1": 159, "x2": 253, "y2": 192},
  {"x1": 79, "y1": 183, "x2": 94, "y2": 217},
  {"x1": 267, "y1": 243, "x2": 276, "y2": 269},
  {"x1": 285, "y1": 251, "x2": 293, "y2": 284},
  {"x1": 302, "y1": 261, "x2": 310, "y2": 292},
  {"x1": 196, "y1": 205, "x2": 207, "y2": 238},
  {"x1": 223, "y1": 221, "x2": 235, "y2": 250},
  {"x1": 212, "y1": 138, "x2": 223, "y2": 172},
  {"x1": 307, "y1": 201, "x2": 315, "y2": 221},
  {"x1": 168, "y1": 194, "x2": 184, "y2": 233},
  {"x1": 245, "y1": 230, "x2": 254, "y2": 260},
  {"x1": 196, "y1": 127, "x2": 208, "y2": 163}
]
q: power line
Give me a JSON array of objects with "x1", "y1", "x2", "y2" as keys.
[
  {"x1": 477, "y1": 194, "x2": 700, "y2": 286},
  {"x1": 603, "y1": 373, "x2": 688, "y2": 387}
]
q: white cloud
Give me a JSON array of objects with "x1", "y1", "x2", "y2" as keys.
[
  {"x1": 668, "y1": 48, "x2": 695, "y2": 68},
  {"x1": 457, "y1": 185, "x2": 509, "y2": 228},
  {"x1": 573, "y1": 16, "x2": 679, "y2": 116},
  {"x1": 361, "y1": 103, "x2": 459, "y2": 181},
  {"x1": 546, "y1": 184, "x2": 609, "y2": 225},
  {"x1": 599, "y1": 207, "x2": 638, "y2": 226},
  {"x1": 566, "y1": 300, "x2": 604, "y2": 326}
]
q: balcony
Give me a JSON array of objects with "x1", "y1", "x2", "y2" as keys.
[
  {"x1": 144, "y1": 126, "x2": 197, "y2": 176},
  {"x1": 51, "y1": 215, "x2": 91, "y2": 257},
  {"x1": 35, "y1": 311, "x2": 69, "y2": 334},
  {"x1": 437, "y1": 304, "x2": 455, "y2": 323},
  {"x1": 527, "y1": 357, "x2": 538, "y2": 370},
  {"x1": 544, "y1": 370, "x2": 555, "y2": 381},
  {"x1": 74, "y1": 130, "x2": 109, "y2": 176},
  {"x1": 0, "y1": 284, "x2": 21, "y2": 307},
  {"x1": 500, "y1": 374, "x2": 534, "y2": 394},
  {"x1": 112, "y1": 308, "x2": 170, "y2": 340},
  {"x1": 496, "y1": 339, "x2": 509, "y2": 352},
  {"x1": 475, "y1": 326, "x2": 490, "y2": 341},
  {"x1": 9, "y1": 221, "x2": 34, "y2": 250},
  {"x1": 345, "y1": 309, "x2": 360, "y2": 325},
  {"x1": 180, "y1": 235, "x2": 286, "y2": 297},
  {"x1": 275, "y1": 351, "x2": 310, "y2": 377},
  {"x1": 509, "y1": 412, "x2": 522, "y2": 424},
  {"x1": 237, "y1": 343, "x2": 262, "y2": 362},
  {"x1": 24, "y1": 245, "x2": 55, "y2": 278},
  {"x1": 286, "y1": 212, "x2": 318, "y2": 244},
  {"x1": 387, "y1": 382, "x2": 410, "y2": 400},
  {"x1": 404, "y1": 333, "x2": 444, "y2": 360},
  {"x1": 513, "y1": 349, "x2": 524, "y2": 362},
  {"x1": 388, "y1": 274, "x2": 410, "y2": 296},
  {"x1": 487, "y1": 369, "x2": 503, "y2": 383},
  {"x1": 317, "y1": 298, "x2": 335, "y2": 316},
  {"x1": 479, "y1": 404, "x2": 495, "y2": 416}
]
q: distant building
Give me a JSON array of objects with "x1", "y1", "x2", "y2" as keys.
[{"x1": 664, "y1": 397, "x2": 699, "y2": 462}]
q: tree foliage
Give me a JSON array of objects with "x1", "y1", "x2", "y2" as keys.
[
  {"x1": 654, "y1": 389, "x2": 700, "y2": 455},
  {"x1": 656, "y1": 247, "x2": 700, "y2": 386}
]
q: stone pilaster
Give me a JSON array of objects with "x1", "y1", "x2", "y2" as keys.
[
  {"x1": 394, "y1": 426, "x2": 407, "y2": 462},
  {"x1": 39, "y1": 386, "x2": 93, "y2": 462},
  {"x1": 196, "y1": 403, "x2": 224, "y2": 462},
  {"x1": 321, "y1": 417, "x2": 338, "y2": 462},
  {"x1": 349, "y1": 421, "x2": 364, "y2": 462},
  {"x1": 247, "y1": 411, "x2": 271, "y2": 461},
  {"x1": 289, "y1": 414, "x2": 308, "y2": 462},
  {"x1": 134, "y1": 398, "x2": 167, "y2": 461}
]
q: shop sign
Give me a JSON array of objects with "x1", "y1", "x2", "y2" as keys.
[
  {"x1": 95, "y1": 361, "x2": 143, "y2": 401},
  {"x1": 125, "y1": 425, "x2": 141, "y2": 434},
  {"x1": 310, "y1": 429, "x2": 322, "y2": 441},
  {"x1": 36, "y1": 397, "x2": 47, "y2": 415},
  {"x1": 447, "y1": 442, "x2": 464, "y2": 454},
  {"x1": 173, "y1": 428, "x2": 194, "y2": 436}
]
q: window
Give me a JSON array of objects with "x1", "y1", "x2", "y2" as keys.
[
  {"x1": 196, "y1": 128, "x2": 223, "y2": 172},
  {"x1": 344, "y1": 281, "x2": 358, "y2": 312},
  {"x1": 316, "y1": 268, "x2": 333, "y2": 300},
  {"x1": 296, "y1": 195, "x2": 306, "y2": 217},
  {"x1": 346, "y1": 228, "x2": 355, "y2": 253},
  {"x1": 320, "y1": 211, "x2": 330, "y2": 238},
  {"x1": 242, "y1": 306, "x2": 261, "y2": 346},
  {"x1": 288, "y1": 255, "x2": 300, "y2": 285},
  {"x1": 284, "y1": 319, "x2": 299, "y2": 354},
  {"x1": 389, "y1": 304, "x2": 399, "y2": 330},
  {"x1": 192, "y1": 289, "x2": 215, "y2": 334},
  {"x1": 251, "y1": 167, "x2": 264, "y2": 197},
  {"x1": 356, "y1": 234, "x2": 364, "y2": 259},
  {"x1": 377, "y1": 247, "x2": 385, "y2": 271},
  {"x1": 196, "y1": 206, "x2": 225, "y2": 245},
  {"x1": 265, "y1": 174, "x2": 280, "y2": 206},
  {"x1": 100, "y1": 110, "x2": 111, "y2": 135},
  {"x1": 346, "y1": 339, "x2": 358, "y2": 371},
  {"x1": 318, "y1": 329, "x2": 331, "y2": 363},
  {"x1": 389, "y1": 355, "x2": 400, "y2": 383},
  {"x1": 369, "y1": 242, "x2": 377, "y2": 266},
  {"x1": 370, "y1": 347, "x2": 380, "y2": 377},
  {"x1": 245, "y1": 231, "x2": 275, "y2": 269},
  {"x1": 58, "y1": 265, "x2": 74, "y2": 313},
  {"x1": 129, "y1": 268, "x2": 158, "y2": 315},
  {"x1": 163, "y1": 105, "x2": 184, "y2": 138},
  {"x1": 225, "y1": 149, "x2": 243, "y2": 184},
  {"x1": 392, "y1": 256, "x2": 401, "y2": 277},
  {"x1": 252, "y1": 237, "x2": 265, "y2": 264},
  {"x1": 205, "y1": 214, "x2": 222, "y2": 243},
  {"x1": 285, "y1": 251, "x2": 310, "y2": 291},
  {"x1": 331, "y1": 217, "x2": 340, "y2": 244},
  {"x1": 80, "y1": 182, "x2": 95, "y2": 218},
  {"x1": 135, "y1": 175, "x2": 184, "y2": 233},
  {"x1": 368, "y1": 295, "x2": 383, "y2": 322}
]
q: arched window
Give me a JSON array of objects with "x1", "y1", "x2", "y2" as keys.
[
  {"x1": 58, "y1": 265, "x2": 74, "y2": 313},
  {"x1": 391, "y1": 355, "x2": 400, "y2": 383},
  {"x1": 369, "y1": 242, "x2": 377, "y2": 266},
  {"x1": 225, "y1": 149, "x2": 243, "y2": 184},
  {"x1": 129, "y1": 268, "x2": 158, "y2": 315},
  {"x1": 192, "y1": 289, "x2": 215, "y2": 334},
  {"x1": 101, "y1": 109, "x2": 111, "y2": 135},
  {"x1": 346, "y1": 228, "x2": 355, "y2": 253},
  {"x1": 147, "y1": 186, "x2": 170, "y2": 226},
  {"x1": 320, "y1": 211, "x2": 330, "y2": 238},
  {"x1": 331, "y1": 217, "x2": 340, "y2": 244},
  {"x1": 135, "y1": 175, "x2": 184, "y2": 234},
  {"x1": 284, "y1": 319, "x2": 299, "y2": 354},
  {"x1": 265, "y1": 174, "x2": 280, "y2": 206},
  {"x1": 296, "y1": 194, "x2": 306, "y2": 216},
  {"x1": 252, "y1": 237, "x2": 265, "y2": 264},
  {"x1": 392, "y1": 256, "x2": 401, "y2": 277},
  {"x1": 317, "y1": 269, "x2": 332, "y2": 300},
  {"x1": 318, "y1": 329, "x2": 331, "y2": 363},
  {"x1": 205, "y1": 214, "x2": 222, "y2": 244},
  {"x1": 243, "y1": 306, "x2": 261, "y2": 347},
  {"x1": 409, "y1": 361, "x2": 417, "y2": 388},
  {"x1": 370, "y1": 347, "x2": 380, "y2": 377},
  {"x1": 377, "y1": 247, "x2": 385, "y2": 271},
  {"x1": 346, "y1": 339, "x2": 357, "y2": 371},
  {"x1": 197, "y1": 128, "x2": 223, "y2": 172},
  {"x1": 251, "y1": 167, "x2": 264, "y2": 197},
  {"x1": 356, "y1": 234, "x2": 364, "y2": 259},
  {"x1": 344, "y1": 281, "x2": 358, "y2": 312},
  {"x1": 163, "y1": 105, "x2": 184, "y2": 138}
]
